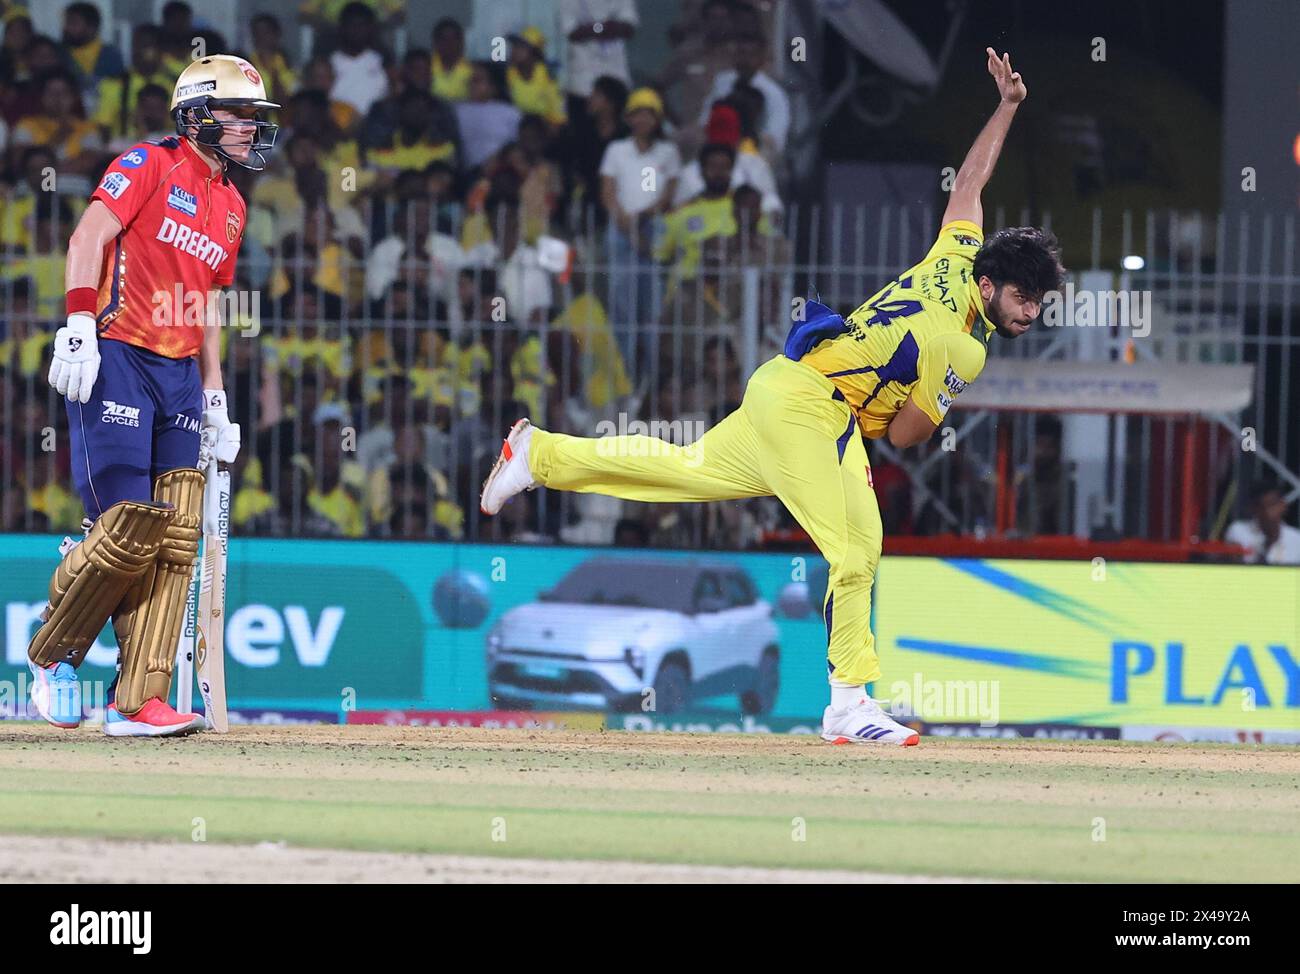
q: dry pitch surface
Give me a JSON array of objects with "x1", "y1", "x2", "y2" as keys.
[{"x1": 1, "y1": 725, "x2": 1297, "y2": 883}]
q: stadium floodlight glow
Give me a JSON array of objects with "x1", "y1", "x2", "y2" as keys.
[{"x1": 1122, "y1": 255, "x2": 1145, "y2": 270}]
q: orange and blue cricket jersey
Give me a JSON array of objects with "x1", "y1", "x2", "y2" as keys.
[
  {"x1": 91, "y1": 137, "x2": 246, "y2": 359},
  {"x1": 66, "y1": 139, "x2": 249, "y2": 519}
]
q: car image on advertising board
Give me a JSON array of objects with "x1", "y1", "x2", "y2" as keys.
[{"x1": 486, "y1": 557, "x2": 781, "y2": 714}]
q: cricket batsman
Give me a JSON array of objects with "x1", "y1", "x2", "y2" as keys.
[
  {"x1": 481, "y1": 49, "x2": 1063, "y2": 746},
  {"x1": 26, "y1": 55, "x2": 277, "y2": 736}
]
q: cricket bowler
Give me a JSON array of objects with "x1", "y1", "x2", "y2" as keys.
[
  {"x1": 27, "y1": 55, "x2": 277, "y2": 736},
  {"x1": 480, "y1": 49, "x2": 1064, "y2": 745}
]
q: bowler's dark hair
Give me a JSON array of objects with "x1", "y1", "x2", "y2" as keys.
[{"x1": 972, "y1": 227, "x2": 1065, "y2": 299}]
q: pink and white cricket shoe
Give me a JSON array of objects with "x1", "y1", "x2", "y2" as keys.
[
  {"x1": 103, "y1": 697, "x2": 205, "y2": 737},
  {"x1": 480, "y1": 418, "x2": 537, "y2": 515}
]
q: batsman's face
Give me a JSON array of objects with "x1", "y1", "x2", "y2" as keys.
[{"x1": 213, "y1": 107, "x2": 258, "y2": 160}]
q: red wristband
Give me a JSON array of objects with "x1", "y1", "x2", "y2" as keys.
[{"x1": 66, "y1": 287, "x2": 98, "y2": 317}]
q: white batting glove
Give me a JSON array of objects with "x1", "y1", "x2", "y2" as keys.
[
  {"x1": 201, "y1": 389, "x2": 241, "y2": 464},
  {"x1": 48, "y1": 314, "x2": 101, "y2": 404}
]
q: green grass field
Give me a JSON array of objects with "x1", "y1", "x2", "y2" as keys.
[{"x1": 1, "y1": 725, "x2": 1297, "y2": 882}]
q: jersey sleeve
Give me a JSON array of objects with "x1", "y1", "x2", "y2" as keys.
[
  {"x1": 90, "y1": 144, "x2": 169, "y2": 228},
  {"x1": 911, "y1": 331, "x2": 987, "y2": 426},
  {"x1": 214, "y1": 248, "x2": 238, "y2": 287},
  {"x1": 922, "y1": 219, "x2": 984, "y2": 265}
]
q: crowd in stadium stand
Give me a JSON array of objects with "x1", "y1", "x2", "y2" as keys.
[
  {"x1": 7, "y1": 2, "x2": 1286, "y2": 560},
  {"x1": 0, "y1": 0, "x2": 810, "y2": 549}
]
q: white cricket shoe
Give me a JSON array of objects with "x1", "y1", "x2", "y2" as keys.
[
  {"x1": 480, "y1": 418, "x2": 537, "y2": 515},
  {"x1": 821, "y1": 697, "x2": 920, "y2": 746}
]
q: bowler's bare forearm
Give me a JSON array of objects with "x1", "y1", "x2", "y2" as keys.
[{"x1": 953, "y1": 100, "x2": 1019, "y2": 198}]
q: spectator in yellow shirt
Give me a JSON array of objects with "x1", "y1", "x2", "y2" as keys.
[
  {"x1": 0, "y1": 277, "x2": 50, "y2": 380},
  {"x1": 13, "y1": 70, "x2": 103, "y2": 174},
  {"x1": 550, "y1": 268, "x2": 632, "y2": 410},
  {"x1": 3, "y1": 197, "x2": 71, "y2": 318},
  {"x1": 61, "y1": 2, "x2": 123, "y2": 93},
  {"x1": 282, "y1": 89, "x2": 374, "y2": 202},
  {"x1": 298, "y1": 0, "x2": 403, "y2": 55},
  {"x1": 305, "y1": 415, "x2": 365, "y2": 538},
  {"x1": 1, "y1": 145, "x2": 57, "y2": 252},
  {"x1": 20, "y1": 447, "x2": 83, "y2": 533},
  {"x1": 104, "y1": 82, "x2": 172, "y2": 153},
  {"x1": 655, "y1": 143, "x2": 737, "y2": 283},
  {"x1": 366, "y1": 425, "x2": 463, "y2": 538},
  {"x1": 250, "y1": 13, "x2": 297, "y2": 105},
  {"x1": 507, "y1": 27, "x2": 565, "y2": 127},
  {"x1": 300, "y1": 56, "x2": 361, "y2": 134},
  {"x1": 158, "y1": 1, "x2": 198, "y2": 75},
  {"x1": 93, "y1": 24, "x2": 172, "y2": 142},
  {"x1": 230, "y1": 454, "x2": 277, "y2": 533},
  {"x1": 432, "y1": 17, "x2": 471, "y2": 102},
  {"x1": 367, "y1": 88, "x2": 457, "y2": 178}
]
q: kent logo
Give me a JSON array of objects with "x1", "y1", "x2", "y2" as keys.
[
  {"x1": 49, "y1": 904, "x2": 151, "y2": 954},
  {"x1": 167, "y1": 184, "x2": 198, "y2": 218}
]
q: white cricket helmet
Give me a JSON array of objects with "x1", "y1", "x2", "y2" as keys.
[{"x1": 171, "y1": 55, "x2": 280, "y2": 170}]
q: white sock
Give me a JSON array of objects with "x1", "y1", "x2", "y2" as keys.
[{"x1": 829, "y1": 681, "x2": 864, "y2": 711}]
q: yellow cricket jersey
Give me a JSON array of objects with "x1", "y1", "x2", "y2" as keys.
[
  {"x1": 0, "y1": 330, "x2": 53, "y2": 378},
  {"x1": 433, "y1": 58, "x2": 471, "y2": 101},
  {"x1": 308, "y1": 485, "x2": 364, "y2": 538},
  {"x1": 233, "y1": 485, "x2": 275, "y2": 528},
  {"x1": 506, "y1": 64, "x2": 566, "y2": 125},
  {"x1": 368, "y1": 138, "x2": 455, "y2": 172},
  {"x1": 29, "y1": 482, "x2": 84, "y2": 531},
  {"x1": 789, "y1": 220, "x2": 993, "y2": 439},
  {"x1": 655, "y1": 195, "x2": 734, "y2": 280},
  {"x1": 94, "y1": 70, "x2": 175, "y2": 135}
]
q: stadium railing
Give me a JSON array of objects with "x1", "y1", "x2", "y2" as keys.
[{"x1": 0, "y1": 198, "x2": 1294, "y2": 559}]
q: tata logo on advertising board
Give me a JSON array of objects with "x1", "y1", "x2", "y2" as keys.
[{"x1": 1111, "y1": 642, "x2": 1298, "y2": 708}]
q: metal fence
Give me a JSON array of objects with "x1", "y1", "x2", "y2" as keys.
[{"x1": 1, "y1": 196, "x2": 1296, "y2": 553}]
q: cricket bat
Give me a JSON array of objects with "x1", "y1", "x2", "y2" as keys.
[
  {"x1": 174, "y1": 560, "x2": 199, "y2": 716},
  {"x1": 195, "y1": 457, "x2": 231, "y2": 732}
]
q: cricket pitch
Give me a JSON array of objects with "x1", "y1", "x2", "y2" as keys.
[{"x1": 1, "y1": 725, "x2": 1296, "y2": 883}]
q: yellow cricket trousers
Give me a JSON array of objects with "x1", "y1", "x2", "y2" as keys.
[{"x1": 528, "y1": 354, "x2": 883, "y2": 685}]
